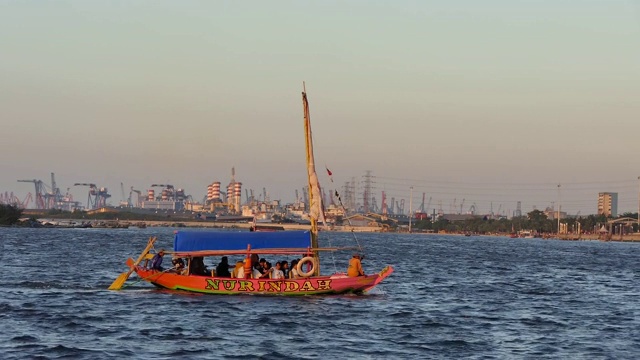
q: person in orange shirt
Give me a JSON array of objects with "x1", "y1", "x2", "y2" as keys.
[{"x1": 347, "y1": 253, "x2": 365, "y2": 277}]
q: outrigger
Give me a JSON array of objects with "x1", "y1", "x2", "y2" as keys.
[{"x1": 108, "y1": 85, "x2": 393, "y2": 295}]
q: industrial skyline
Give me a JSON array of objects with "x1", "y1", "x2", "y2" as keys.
[
  {"x1": 1, "y1": 2, "x2": 639, "y2": 216},
  {"x1": 3, "y1": 169, "x2": 639, "y2": 217}
]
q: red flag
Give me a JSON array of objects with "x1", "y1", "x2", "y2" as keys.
[{"x1": 325, "y1": 166, "x2": 334, "y2": 183}]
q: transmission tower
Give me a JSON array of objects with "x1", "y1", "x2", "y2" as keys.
[{"x1": 361, "y1": 170, "x2": 375, "y2": 213}]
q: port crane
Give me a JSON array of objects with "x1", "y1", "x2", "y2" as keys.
[
  {"x1": 74, "y1": 183, "x2": 111, "y2": 209},
  {"x1": 45, "y1": 173, "x2": 63, "y2": 209},
  {"x1": 120, "y1": 182, "x2": 131, "y2": 207},
  {"x1": 425, "y1": 196, "x2": 432, "y2": 214},
  {"x1": 17, "y1": 179, "x2": 46, "y2": 209},
  {"x1": 130, "y1": 187, "x2": 142, "y2": 207}
]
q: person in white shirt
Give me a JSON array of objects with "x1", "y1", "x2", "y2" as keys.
[
  {"x1": 271, "y1": 262, "x2": 285, "y2": 279},
  {"x1": 252, "y1": 267, "x2": 262, "y2": 279}
]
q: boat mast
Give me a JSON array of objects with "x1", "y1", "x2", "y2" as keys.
[{"x1": 302, "y1": 83, "x2": 324, "y2": 275}]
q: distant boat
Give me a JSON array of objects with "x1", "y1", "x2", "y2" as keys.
[
  {"x1": 520, "y1": 230, "x2": 534, "y2": 238},
  {"x1": 108, "y1": 86, "x2": 394, "y2": 294}
]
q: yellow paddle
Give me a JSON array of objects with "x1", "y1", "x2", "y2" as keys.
[{"x1": 108, "y1": 236, "x2": 157, "y2": 290}]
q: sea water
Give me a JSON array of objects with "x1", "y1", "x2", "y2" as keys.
[{"x1": 0, "y1": 228, "x2": 638, "y2": 359}]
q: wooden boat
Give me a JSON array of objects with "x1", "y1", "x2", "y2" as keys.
[{"x1": 109, "y1": 86, "x2": 394, "y2": 295}]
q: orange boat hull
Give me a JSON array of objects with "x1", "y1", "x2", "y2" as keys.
[{"x1": 128, "y1": 259, "x2": 393, "y2": 296}]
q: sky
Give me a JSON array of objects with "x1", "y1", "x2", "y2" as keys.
[{"x1": 1, "y1": 1, "x2": 640, "y2": 216}]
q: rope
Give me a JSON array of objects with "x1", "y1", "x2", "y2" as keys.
[{"x1": 334, "y1": 190, "x2": 364, "y2": 253}]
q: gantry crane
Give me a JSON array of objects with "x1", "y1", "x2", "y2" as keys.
[
  {"x1": 17, "y1": 179, "x2": 45, "y2": 209},
  {"x1": 74, "y1": 183, "x2": 111, "y2": 209},
  {"x1": 130, "y1": 187, "x2": 142, "y2": 207}
]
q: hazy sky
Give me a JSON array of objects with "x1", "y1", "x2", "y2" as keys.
[{"x1": 2, "y1": 1, "x2": 639, "y2": 216}]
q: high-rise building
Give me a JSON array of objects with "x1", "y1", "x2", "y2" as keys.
[{"x1": 597, "y1": 192, "x2": 618, "y2": 217}]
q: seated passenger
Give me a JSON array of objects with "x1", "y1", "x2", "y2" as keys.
[
  {"x1": 171, "y1": 257, "x2": 186, "y2": 274},
  {"x1": 215, "y1": 256, "x2": 232, "y2": 278},
  {"x1": 260, "y1": 262, "x2": 272, "y2": 279},
  {"x1": 280, "y1": 260, "x2": 289, "y2": 278},
  {"x1": 255, "y1": 258, "x2": 267, "y2": 275},
  {"x1": 271, "y1": 262, "x2": 285, "y2": 279},
  {"x1": 190, "y1": 257, "x2": 209, "y2": 276},
  {"x1": 347, "y1": 253, "x2": 365, "y2": 277},
  {"x1": 251, "y1": 266, "x2": 262, "y2": 279},
  {"x1": 289, "y1": 259, "x2": 300, "y2": 279},
  {"x1": 231, "y1": 260, "x2": 245, "y2": 278}
]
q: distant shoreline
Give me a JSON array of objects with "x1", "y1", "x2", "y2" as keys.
[{"x1": 23, "y1": 218, "x2": 640, "y2": 242}]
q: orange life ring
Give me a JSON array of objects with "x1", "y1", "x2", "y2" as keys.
[{"x1": 296, "y1": 256, "x2": 316, "y2": 277}]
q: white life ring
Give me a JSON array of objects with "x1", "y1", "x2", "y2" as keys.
[{"x1": 296, "y1": 256, "x2": 316, "y2": 277}]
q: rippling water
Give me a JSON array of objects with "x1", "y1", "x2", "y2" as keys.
[{"x1": 1, "y1": 228, "x2": 639, "y2": 359}]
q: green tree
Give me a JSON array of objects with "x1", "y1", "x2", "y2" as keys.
[
  {"x1": 0, "y1": 204, "x2": 23, "y2": 225},
  {"x1": 527, "y1": 209, "x2": 552, "y2": 233}
]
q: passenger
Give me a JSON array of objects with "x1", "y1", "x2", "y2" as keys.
[
  {"x1": 251, "y1": 266, "x2": 262, "y2": 279},
  {"x1": 171, "y1": 257, "x2": 186, "y2": 274},
  {"x1": 289, "y1": 259, "x2": 300, "y2": 279},
  {"x1": 256, "y1": 258, "x2": 267, "y2": 275},
  {"x1": 280, "y1": 260, "x2": 289, "y2": 278},
  {"x1": 236, "y1": 260, "x2": 246, "y2": 279},
  {"x1": 215, "y1": 256, "x2": 232, "y2": 278},
  {"x1": 150, "y1": 249, "x2": 165, "y2": 271},
  {"x1": 251, "y1": 253, "x2": 259, "y2": 267},
  {"x1": 271, "y1": 262, "x2": 285, "y2": 279},
  {"x1": 231, "y1": 261, "x2": 244, "y2": 278},
  {"x1": 347, "y1": 253, "x2": 365, "y2": 277},
  {"x1": 190, "y1": 257, "x2": 209, "y2": 276},
  {"x1": 260, "y1": 262, "x2": 272, "y2": 279}
]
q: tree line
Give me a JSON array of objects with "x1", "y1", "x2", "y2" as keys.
[
  {"x1": 0, "y1": 204, "x2": 23, "y2": 225},
  {"x1": 408, "y1": 210, "x2": 638, "y2": 234}
]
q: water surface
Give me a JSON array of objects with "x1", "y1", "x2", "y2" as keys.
[{"x1": 1, "y1": 228, "x2": 638, "y2": 359}]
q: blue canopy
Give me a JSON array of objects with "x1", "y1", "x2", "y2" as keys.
[{"x1": 173, "y1": 230, "x2": 312, "y2": 252}]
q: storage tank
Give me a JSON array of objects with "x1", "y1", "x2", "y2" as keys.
[
  {"x1": 147, "y1": 189, "x2": 155, "y2": 201},
  {"x1": 161, "y1": 189, "x2": 169, "y2": 200}
]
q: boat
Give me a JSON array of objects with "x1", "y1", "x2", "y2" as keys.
[{"x1": 108, "y1": 86, "x2": 394, "y2": 295}]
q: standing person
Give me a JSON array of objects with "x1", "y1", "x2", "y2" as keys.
[
  {"x1": 216, "y1": 256, "x2": 232, "y2": 278},
  {"x1": 347, "y1": 253, "x2": 365, "y2": 277},
  {"x1": 150, "y1": 249, "x2": 165, "y2": 271}
]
